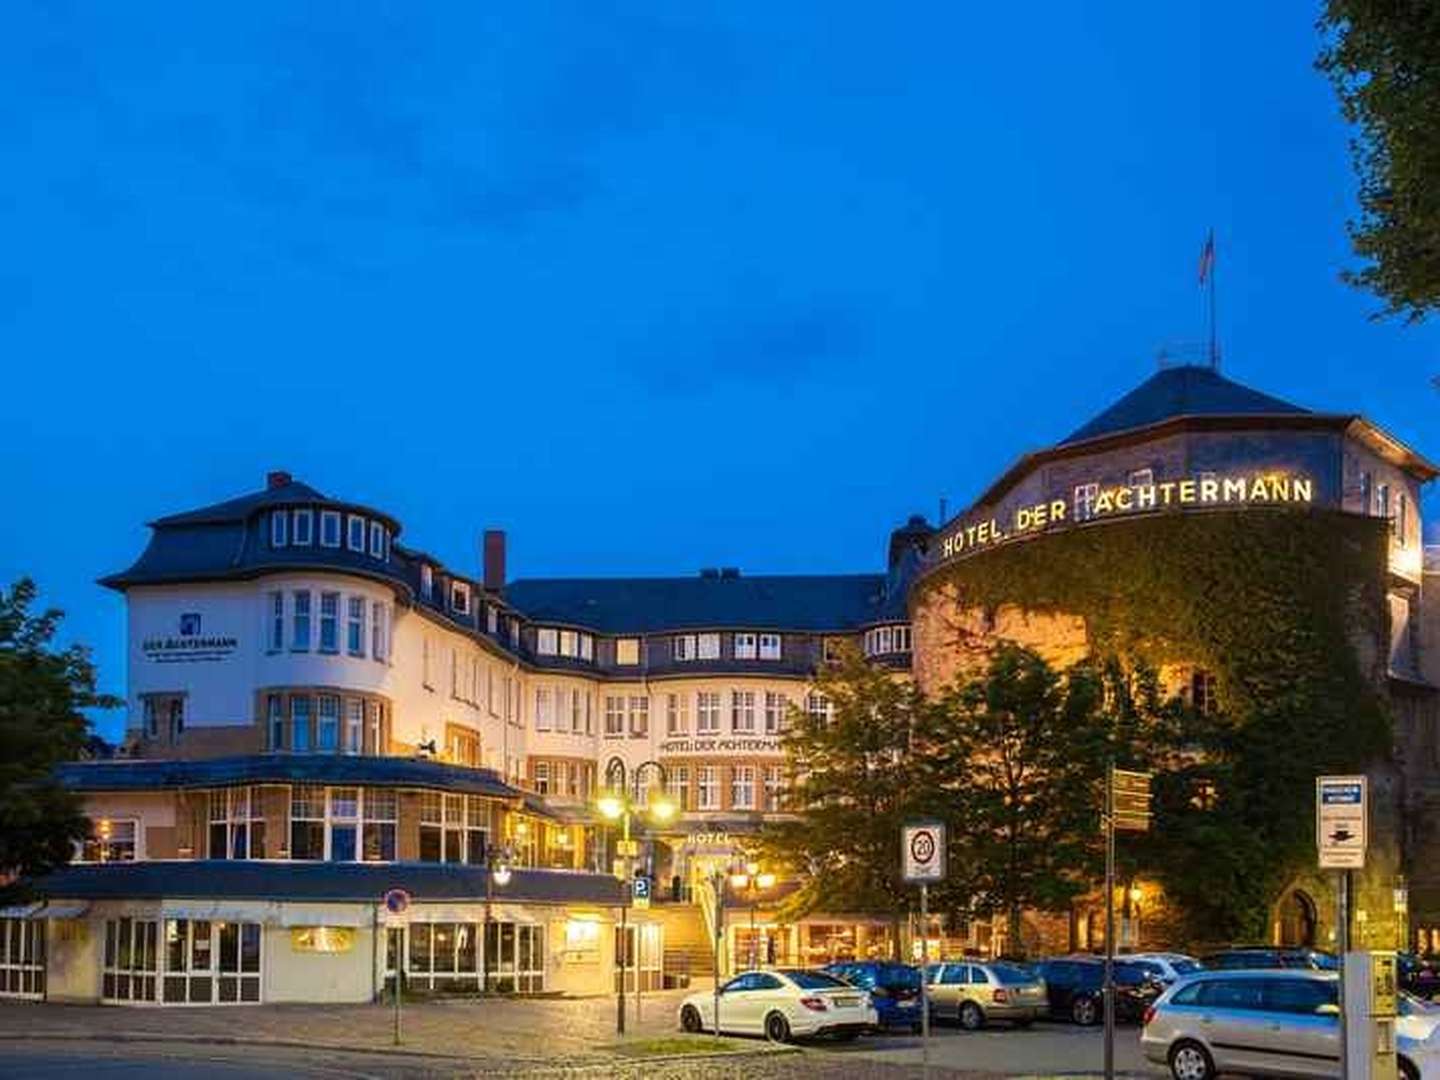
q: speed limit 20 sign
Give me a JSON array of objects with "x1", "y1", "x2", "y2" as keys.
[{"x1": 902, "y1": 821, "x2": 947, "y2": 884}]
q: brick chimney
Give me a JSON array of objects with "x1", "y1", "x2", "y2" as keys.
[
  {"x1": 267, "y1": 470, "x2": 293, "y2": 490},
  {"x1": 483, "y1": 530, "x2": 506, "y2": 592}
]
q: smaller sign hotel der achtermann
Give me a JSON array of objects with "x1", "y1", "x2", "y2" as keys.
[{"x1": 940, "y1": 471, "x2": 1314, "y2": 561}]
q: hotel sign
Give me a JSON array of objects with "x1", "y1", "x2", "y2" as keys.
[
  {"x1": 939, "y1": 472, "x2": 1314, "y2": 561},
  {"x1": 659, "y1": 737, "x2": 781, "y2": 756},
  {"x1": 141, "y1": 612, "x2": 238, "y2": 664}
]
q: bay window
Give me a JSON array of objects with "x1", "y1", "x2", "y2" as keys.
[{"x1": 209, "y1": 787, "x2": 264, "y2": 859}]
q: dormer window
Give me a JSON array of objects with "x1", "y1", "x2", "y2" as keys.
[
  {"x1": 559, "y1": 630, "x2": 577, "y2": 657},
  {"x1": 864, "y1": 625, "x2": 912, "y2": 657},
  {"x1": 759, "y1": 633, "x2": 781, "y2": 660},
  {"x1": 451, "y1": 581, "x2": 471, "y2": 615},
  {"x1": 734, "y1": 633, "x2": 757, "y2": 660},
  {"x1": 369, "y1": 521, "x2": 385, "y2": 559},
  {"x1": 347, "y1": 515, "x2": 365, "y2": 552},
  {"x1": 579, "y1": 633, "x2": 594, "y2": 661},
  {"x1": 536, "y1": 628, "x2": 558, "y2": 655},
  {"x1": 615, "y1": 638, "x2": 640, "y2": 666},
  {"x1": 319, "y1": 511, "x2": 341, "y2": 547},
  {"x1": 673, "y1": 634, "x2": 696, "y2": 661},
  {"x1": 487, "y1": 606, "x2": 499, "y2": 634},
  {"x1": 292, "y1": 508, "x2": 313, "y2": 546},
  {"x1": 271, "y1": 511, "x2": 288, "y2": 548},
  {"x1": 421, "y1": 565, "x2": 434, "y2": 601},
  {"x1": 697, "y1": 633, "x2": 720, "y2": 660}
]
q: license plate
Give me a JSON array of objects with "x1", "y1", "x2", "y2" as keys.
[
  {"x1": 834, "y1": 995, "x2": 861, "y2": 1007},
  {"x1": 898, "y1": 1000, "x2": 917, "y2": 1008}
]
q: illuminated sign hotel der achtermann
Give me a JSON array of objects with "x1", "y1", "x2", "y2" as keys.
[{"x1": 940, "y1": 471, "x2": 1315, "y2": 560}]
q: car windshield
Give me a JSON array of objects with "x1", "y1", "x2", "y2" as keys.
[
  {"x1": 990, "y1": 963, "x2": 1038, "y2": 985},
  {"x1": 783, "y1": 970, "x2": 851, "y2": 990},
  {"x1": 875, "y1": 965, "x2": 920, "y2": 990},
  {"x1": 1171, "y1": 959, "x2": 1202, "y2": 975}
]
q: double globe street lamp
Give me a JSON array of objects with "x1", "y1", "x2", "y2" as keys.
[
  {"x1": 596, "y1": 757, "x2": 675, "y2": 1034},
  {"x1": 730, "y1": 861, "x2": 777, "y2": 969}
]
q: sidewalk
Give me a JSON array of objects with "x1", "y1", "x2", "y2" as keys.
[{"x1": 0, "y1": 989, "x2": 775, "y2": 1066}]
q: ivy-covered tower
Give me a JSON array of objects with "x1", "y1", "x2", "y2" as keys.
[{"x1": 908, "y1": 363, "x2": 1436, "y2": 951}]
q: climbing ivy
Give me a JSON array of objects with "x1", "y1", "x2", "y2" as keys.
[{"x1": 916, "y1": 509, "x2": 1392, "y2": 942}]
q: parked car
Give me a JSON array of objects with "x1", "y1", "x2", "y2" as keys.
[
  {"x1": 1141, "y1": 969, "x2": 1436, "y2": 1080},
  {"x1": 677, "y1": 968, "x2": 877, "y2": 1042},
  {"x1": 1200, "y1": 946, "x2": 1338, "y2": 971},
  {"x1": 1124, "y1": 952, "x2": 1204, "y2": 986},
  {"x1": 823, "y1": 961, "x2": 924, "y2": 1032},
  {"x1": 1034, "y1": 957, "x2": 1163, "y2": 1025},
  {"x1": 1399, "y1": 952, "x2": 1440, "y2": 1000},
  {"x1": 925, "y1": 960, "x2": 1047, "y2": 1030}
]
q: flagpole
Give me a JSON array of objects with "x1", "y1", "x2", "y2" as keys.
[{"x1": 1207, "y1": 231, "x2": 1218, "y2": 370}]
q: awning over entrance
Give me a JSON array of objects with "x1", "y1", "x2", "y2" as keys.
[
  {"x1": 0, "y1": 902, "x2": 42, "y2": 919},
  {"x1": 36, "y1": 901, "x2": 90, "y2": 920},
  {"x1": 161, "y1": 902, "x2": 268, "y2": 923}
]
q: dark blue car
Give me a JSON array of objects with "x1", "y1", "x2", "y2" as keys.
[{"x1": 823, "y1": 961, "x2": 925, "y2": 1032}]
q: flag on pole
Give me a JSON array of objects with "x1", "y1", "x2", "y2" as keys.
[{"x1": 1197, "y1": 230, "x2": 1215, "y2": 285}]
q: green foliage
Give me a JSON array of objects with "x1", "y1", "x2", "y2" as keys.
[
  {"x1": 1317, "y1": 2, "x2": 1440, "y2": 321},
  {"x1": 922, "y1": 510, "x2": 1391, "y2": 942},
  {"x1": 760, "y1": 645, "x2": 934, "y2": 932},
  {"x1": 0, "y1": 578, "x2": 117, "y2": 897}
]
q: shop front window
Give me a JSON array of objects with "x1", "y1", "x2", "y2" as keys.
[
  {"x1": 0, "y1": 918, "x2": 45, "y2": 999},
  {"x1": 102, "y1": 918, "x2": 159, "y2": 1003},
  {"x1": 161, "y1": 918, "x2": 261, "y2": 1004}
]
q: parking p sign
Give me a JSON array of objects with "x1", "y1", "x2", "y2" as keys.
[{"x1": 902, "y1": 821, "x2": 946, "y2": 884}]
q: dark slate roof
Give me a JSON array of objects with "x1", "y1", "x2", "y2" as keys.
[
  {"x1": 56, "y1": 754, "x2": 525, "y2": 801},
  {"x1": 31, "y1": 861, "x2": 629, "y2": 907},
  {"x1": 1061, "y1": 365, "x2": 1309, "y2": 446},
  {"x1": 151, "y1": 480, "x2": 333, "y2": 526},
  {"x1": 504, "y1": 573, "x2": 890, "y2": 633}
]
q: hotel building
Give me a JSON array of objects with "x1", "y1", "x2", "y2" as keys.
[{"x1": 1, "y1": 363, "x2": 1434, "y2": 1005}]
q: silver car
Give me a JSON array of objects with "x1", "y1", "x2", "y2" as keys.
[
  {"x1": 1142, "y1": 969, "x2": 1434, "y2": 1079},
  {"x1": 926, "y1": 960, "x2": 1046, "y2": 1029}
]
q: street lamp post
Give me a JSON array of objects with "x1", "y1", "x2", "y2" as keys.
[
  {"x1": 483, "y1": 841, "x2": 514, "y2": 995},
  {"x1": 596, "y1": 757, "x2": 675, "y2": 1035},
  {"x1": 728, "y1": 862, "x2": 777, "y2": 969}
]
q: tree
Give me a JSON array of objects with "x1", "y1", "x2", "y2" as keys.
[
  {"x1": 760, "y1": 644, "x2": 937, "y2": 955},
  {"x1": 1317, "y1": 2, "x2": 1440, "y2": 321},
  {"x1": 922, "y1": 645, "x2": 1153, "y2": 955},
  {"x1": 0, "y1": 578, "x2": 116, "y2": 898}
]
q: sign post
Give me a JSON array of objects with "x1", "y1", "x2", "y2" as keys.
[
  {"x1": 1105, "y1": 767, "x2": 1151, "y2": 1080},
  {"x1": 902, "y1": 821, "x2": 946, "y2": 1076},
  {"x1": 382, "y1": 888, "x2": 411, "y2": 1046},
  {"x1": 1318, "y1": 774, "x2": 1368, "y2": 1080}
]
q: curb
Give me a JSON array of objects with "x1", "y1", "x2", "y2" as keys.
[{"x1": 0, "y1": 1029, "x2": 795, "y2": 1068}]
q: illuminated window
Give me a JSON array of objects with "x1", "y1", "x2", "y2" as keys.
[
  {"x1": 673, "y1": 634, "x2": 696, "y2": 661},
  {"x1": 668, "y1": 766, "x2": 690, "y2": 810},
  {"x1": 420, "y1": 565, "x2": 434, "y2": 600},
  {"x1": 292, "y1": 508, "x2": 313, "y2": 546},
  {"x1": 1074, "y1": 482, "x2": 1099, "y2": 522},
  {"x1": 451, "y1": 581, "x2": 471, "y2": 615},
  {"x1": 697, "y1": 633, "x2": 720, "y2": 660},
  {"x1": 534, "y1": 762, "x2": 550, "y2": 795},
  {"x1": 209, "y1": 787, "x2": 264, "y2": 860},
  {"x1": 319, "y1": 510, "x2": 341, "y2": 548},
  {"x1": 615, "y1": 638, "x2": 641, "y2": 665},
  {"x1": 80, "y1": 818, "x2": 138, "y2": 862},
  {"x1": 536, "y1": 628, "x2": 558, "y2": 655}
]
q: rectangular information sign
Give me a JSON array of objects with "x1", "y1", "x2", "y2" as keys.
[{"x1": 1316, "y1": 775, "x2": 1367, "y2": 869}]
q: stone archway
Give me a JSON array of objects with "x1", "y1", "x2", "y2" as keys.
[{"x1": 1279, "y1": 889, "x2": 1318, "y2": 948}]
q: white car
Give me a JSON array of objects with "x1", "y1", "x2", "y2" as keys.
[
  {"x1": 1126, "y1": 952, "x2": 1204, "y2": 986},
  {"x1": 678, "y1": 968, "x2": 878, "y2": 1042}
]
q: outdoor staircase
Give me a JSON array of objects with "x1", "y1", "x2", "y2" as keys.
[{"x1": 653, "y1": 902, "x2": 715, "y2": 987}]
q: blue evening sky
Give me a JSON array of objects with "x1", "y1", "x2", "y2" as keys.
[{"x1": 1, "y1": 3, "x2": 1435, "y2": 741}]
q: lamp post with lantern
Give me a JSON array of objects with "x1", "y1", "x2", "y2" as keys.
[
  {"x1": 596, "y1": 757, "x2": 675, "y2": 1034},
  {"x1": 482, "y1": 840, "x2": 515, "y2": 995},
  {"x1": 729, "y1": 861, "x2": 776, "y2": 969}
]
